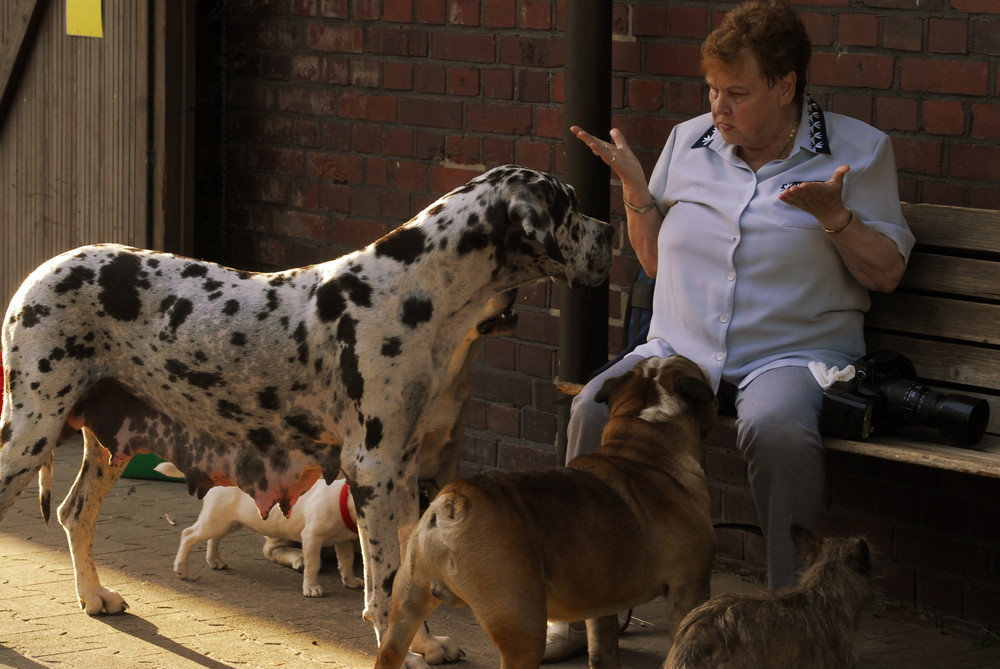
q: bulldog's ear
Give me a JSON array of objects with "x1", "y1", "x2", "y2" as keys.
[
  {"x1": 675, "y1": 375, "x2": 715, "y2": 407},
  {"x1": 595, "y1": 373, "x2": 628, "y2": 405},
  {"x1": 510, "y1": 201, "x2": 565, "y2": 264}
]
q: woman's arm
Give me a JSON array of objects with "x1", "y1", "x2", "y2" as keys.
[
  {"x1": 570, "y1": 126, "x2": 665, "y2": 276},
  {"x1": 779, "y1": 164, "x2": 906, "y2": 293}
]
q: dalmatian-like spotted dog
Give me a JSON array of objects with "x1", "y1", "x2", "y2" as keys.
[{"x1": 0, "y1": 165, "x2": 613, "y2": 666}]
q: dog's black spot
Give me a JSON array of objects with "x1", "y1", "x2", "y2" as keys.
[
  {"x1": 131, "y1": 356, "x2": 144, "y2": 366},
  {"x1": 365, "y1": 417, "x2": 383, "y2": 451},
  {"x1": 98, "y1": 253, "x2": 146, "y2": 321},
  {"x1": 337, "y1": 315, "x2": 357, "y2": 345},
  {"x1": 217, "y1": 399, "x2": 245, "y2": 421},
  {"x1": 56, "y1": 385, "x2": 72, "y2": 398},
  {"x1": 164, "y1": 359, "x2": 225, "y2": 389},
  {"x1": 54, "y1": 266, "x2": 95, "y2": 294},
  {"x1": 315, "y1": 280, "x2": 347, "y2": 322},
  {"x1": 30, "y1": 437, "x2": 48, "y2": 456},
  {"x1": 257, "y1": 289, "x2": 280, "y2": 320},
  {"x1": 382, "y1": 569, "x2": 397, "y2": 597},
  {"x1": 181, "y1": 263, "x2": 208, "y2": 279},
  {"x1": 231, "y1": 332, "x2": 247, "y2": 346},
  {"x1": 165, "y1": 298, "x2": 194, "y2": 333},
  {"x1": 381, "y1": 337, "x2": 402, "y2": 357},
  {"x1": 374, "y1": 227, "x2": 427, "y2": 265},
  {"x1": 339, "y1": 273, "x2": 373, "y2": 308},
  {"x1": 284, "y1": 413, "x2": 321, "y2": 440},
  {"x1": 37, "y1": 359, "x2": 51, "y2": 373},
  {"x1": 293, "y1": 322, "x2": 309, "y2": 364},
  {"x1": 203, "y1": 279, "x2": 224, "y2": 293},
  {"x1": 257, "y1": 386, "x2": 280, "y2": 411},
  {"x1": 247, "y1": 427, "x2": 275, "y2": 452},
  {"x1": 269, "y1": 448, "x2": 290, "y2": 475},
  {"x1": 222, "y1": 299, "x2": 240, "y2": 316},
  {"x1": 341, "y1": 346, "x2": 364, "y2": 401},
  {"x1": 64, "y1": 335, "x2": 96, "y2": 360},
  {"x1": 19, "y1": 303, "x2": 51, "y2": 328},
  {"x1": 349, "y1": 483, "x2": 377, "y2": 520},
  {"x1": 401, "y1": 297, "x2": 433, "y2": 329},
  {"x1": 457, "y1": 228, "x2": 491, "y2": 255},
  {"x1": 235, "y1": 451, "x2": 268, "y2": 491}
]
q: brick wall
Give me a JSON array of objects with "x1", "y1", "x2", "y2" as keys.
[{"x1": 198, "y1": 0, "x2": 1000, "y2": 625}]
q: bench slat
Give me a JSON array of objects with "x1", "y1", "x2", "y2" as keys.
[
  {"x1": 867, "y1": 293, "x2": 1000, "y2": 346},
  {"x1": 900, "y1": 252, "x2": 1000, "y2": 300},
  {"x1": 824, "y1": 433, "x2": 1000, "y2": 479},
  {"x1": 902, "y1": 202, "x2": 1000, "y2": 253},
  {"x1": 864, "y1": 333, "x2": 1000, "y2": 391}
]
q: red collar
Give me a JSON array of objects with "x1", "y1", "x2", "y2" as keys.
[{"x1": 340, "y1": 482, "x2": 358, "y2": 534}]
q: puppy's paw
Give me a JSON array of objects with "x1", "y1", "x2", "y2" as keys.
[
  {"x1": 342, "y1": 575, "x2": 363, "y2": 589},
  {"x1": 302, "y1": 583, "x2": 325, "y2": 598},
  {"x1": 207, "y1": 558, "x2": 229, "y2": 570},
  {"x1": 412, "y1": 633, "x2": 465, "y2": 665},
  {"x1": 291, "y1": 556, "x2": 305, "y2": 572}
]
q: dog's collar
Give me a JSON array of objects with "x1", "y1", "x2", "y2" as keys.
[{"x1": 341, "y1": 482, "x2": 358, "y2": 534}]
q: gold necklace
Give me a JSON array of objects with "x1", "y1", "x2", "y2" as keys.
[{"x1": 775, "y1": 119, "x2": 799, "y2": 161}]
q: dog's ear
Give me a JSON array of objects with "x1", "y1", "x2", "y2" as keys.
[
  {"x1": 850, "y1": 538, "x2": 872, "y2": 575},
  {"x1": 675, "y1": 375, "x2": 715, "y2": 407},
  {"x1": 791, "y1": 524, "x2": 823, "y2": 566},
  {"x1": 595, "y1": 373, "x2": 628, "y2": 405}
]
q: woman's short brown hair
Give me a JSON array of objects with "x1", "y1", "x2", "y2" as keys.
[{"x1": 701, "y1": 0, "x2": 811, "y2": 100}]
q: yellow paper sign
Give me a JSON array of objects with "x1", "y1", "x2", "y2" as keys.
[{"x1": 66, "y1": 0, "x2": 104, "y2": 38}]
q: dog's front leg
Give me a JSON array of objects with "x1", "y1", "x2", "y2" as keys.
[
  {"x1": 585, "y1": 615, "x2": 621, "y2": 669},
  {"x1": 56, "y1": 429, "x2": 129, "y2": 614}
]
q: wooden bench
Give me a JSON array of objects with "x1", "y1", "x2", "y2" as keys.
[{"x1": 626, "y1": 202, "x2": 1000, "y2": 477}]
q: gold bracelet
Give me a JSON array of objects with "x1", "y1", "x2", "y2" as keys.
[
  {"x1": 822, "y1": 208, "x2": 855, "y2": 234},
  {"x1": 623, "y1": 194, "x2": 656, "y2": 214}
]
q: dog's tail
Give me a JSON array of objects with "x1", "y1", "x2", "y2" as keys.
[{"x1": 39, "y1": 452, "x2": 53, "y2": 525}]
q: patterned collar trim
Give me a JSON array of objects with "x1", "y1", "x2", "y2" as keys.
[{"x1": 691, "y1": 94, "x2": 832, "y2": 156}]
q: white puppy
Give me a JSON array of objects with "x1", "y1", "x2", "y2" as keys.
[{"x1": 170, "y1": 473, "x2": 362, "y2": 597}]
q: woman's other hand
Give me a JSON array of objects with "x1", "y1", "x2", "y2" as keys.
[{"x1": 778, "y1": 164, "x2": 851, "y2": 230}]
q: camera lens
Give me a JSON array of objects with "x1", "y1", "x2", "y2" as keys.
[{"x1": 880, "y1": 379, "x2": 990, "y2": 445}]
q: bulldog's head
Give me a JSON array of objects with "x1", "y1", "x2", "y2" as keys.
[{"x1": 596, "y1": 356, "x2": 718, "y2": 439}]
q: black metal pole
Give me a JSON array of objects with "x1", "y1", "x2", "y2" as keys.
[{"x1": 557, "y1": 0, "x2": 611, "y2": 464}]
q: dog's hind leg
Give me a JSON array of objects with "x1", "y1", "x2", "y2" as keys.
[
  {"x1": 585, "y1": 615, "x2": 622, "y2": 669},
  {"x1": 56, "y1": 427, "x2": 129, "y2": 614}
]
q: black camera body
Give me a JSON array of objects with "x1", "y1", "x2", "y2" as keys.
[{"x1": 820, "y1": 350, "x2": 990, "y2": 446}]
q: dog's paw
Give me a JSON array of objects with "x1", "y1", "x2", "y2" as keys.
[
  {"x1": 80, "y1": 587, "x2": 129, "y2": 615},
  {"x1": 291, "y1": 557, "x2": 305, "y2": 572},
  {"x1": 207, "y1": 558, "x2": 229, "y2": 570},
  {"x1": 302, "y1": 583, "x2": 325, "y2": 598},
  {"x1": 342, "y1": 575, "x2": 363, "y2": 589}
]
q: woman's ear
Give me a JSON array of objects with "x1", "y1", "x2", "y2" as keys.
[{"x1": 779, "y1": 71, "x2": 797, "y2": 106}]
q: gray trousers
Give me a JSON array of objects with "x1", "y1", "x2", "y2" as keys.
[{"x1": 567, "y1": 355, "x2": 825, "y2": 589}]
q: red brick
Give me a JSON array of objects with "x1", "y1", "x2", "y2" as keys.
[
  {"x1": 612, "y1": 41, "x2": 641, "y2": 73},
  {"x1": 876, "y1": 96, "x2": 919, "y2": 131},
  {"x1": 896, "y1": 530, "x2": 990, "y2": 578},
  {"x1": 632, "y1": 5, "x2": 668, "y2": 36},
  {"x1": 950, "y1": 143, "x2": 1000, "y2": 182},
  {"x1": 291, "y1": 55, "x2": 322, "y2": 81},
  {"x1": 383, "y1": 128, "x2": 413, "y2": 157},
  {"x1": 431, "y1": 32, "x2": 495, "y2": 62},
  {"x1": 920, "y1": 181, "x2": 965, "y2": 207},
  {"x1": 891, "y1": 137, "x2": 942, "y2": 175},
  {"x1": 233, "y1": 174, "x2": 291, "y2": 205},
  {"x1": 900, "y1": 58, "x2": 989, "y2": 95},
  {"x1": 307, "y1": 24, "x2": 362, "y2": 52},
  {"x1": 384, "y1": 62, "x2": 414, "y2": 90},
  {"x1": 397, "y1": 97, "x2": 462, "y2": 128},
  {"x1": 292, "y1": 182, "x2": 320, "y2": 210},
  {"x1": 449, "y1": 0, "x2": 480, "y2": 26},
  {"x1": 467, "y1": 102, "x2": 532, "y2": 134},
  {"x1": 484, "y1": 0, "x2": 515, "y2": 27},
  {"x1": 414, "y1": 64, "x2": 447, "y2": 94},
  {"x1": 953, "y1": 0, "x2": 1000, "y2": 13},
  {"x1": 352, "y1": 0, "x2": 379, "y2": 20},
  {"x1": 519, "y1": 0, "x2": 552, "y2": 30},
  {"x1": 928, "y1": 18, "x2": 968, "y2": 55},
  {"x1": 838, "y1": 14, "x2": 877, "y2": 47},
  {"x1": 279, "y1": 211, "x2": 331, "y2": 243},
  {"x1": 923, "y1": 100, "x2": 965, "y2": 136},
  {"x1": 519, "y1": 344, "x2": 553, "y2": 379},
  {"x1": 535, "y1": 107, "x2": 563, "y2": 139},
  {"x1": 330, "y1": 216, "x2": 389, "y2": 250},
  {"x1": 800, "y1": 12, "x2": 835, "y2": 47},
  {"x1": 321, "y1": 56, "x2": 350, "y2": 85},
  {"x1": 646, "y1": 43, "x2": 701, "y2": 78},
  {"x1": 497, "y1": 441, "x2": 555, "y2": 472},
  {"x1": 448, "y1": 66, "x2": 479, "y2": 95},
  {"x1": 628, "y1": 79, "x2": 664, "y2": 112},
  {"x1": 515, "y1": 140, "x2": 551, "y2": 171},
  {"x1": 669, "y1": 6, "x2": 708, "y2": 39},
  {"x1": 416, "y1": 0, "x2": 447, "y2": 25},
  {"x1": 812, "y1": 52, "x2": 894, "y2": 89},
  {"x1": 319, "y1": 0, "x2": 347, "y2": 18},
  {"x1": 974, "y1": 20, "x2": 1000, "y2": 56},
  {"x1": 351, "y1": 125, "x2": 382, "y2": 154},
  {"x1": 382, "y1": 0, "x2": 410, "y2": 21},
  {"x1": 882, "y1": 15, "x2": 922, "y2": 52},
  {"x1": 429, "y1": 165, "x2": 480, "y2": 194},
  {"x1": 351, "y1": 59, "x2": 381, "y2": 87},
  {"x1": 292, "y1": 0, "x2": 316, "y2": 15},
  {"x1": 523, "y1": 408, "x2": 557, "y2": 444},
  {"x1": 367, "y1": 26, "x2": 429, "y2": 56},
  {"x1": 483, "y1": 69, "x2": 514, "y2": 99},
  {"x1": 488, "y1": 404, "x2": 520, "y2": 437},
  {"x1": 337, "y1": 92, "x2": 396, "y2": 121},
  {"x1": 482, "y1": 338, "x2": 515, "y2": 371},
  {"x1": 252, "y1": 146, "x2": 304, "y2": 175},
  {"x1": 483, "y1": 137, "x2": 515, "y2": 166},
  {"x1": 498, "y1": 35, "x2": 565, "y2": 68}
]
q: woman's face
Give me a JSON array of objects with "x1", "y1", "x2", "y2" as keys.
[{"x1": 706, "y1": 56, "x2": 795, "y2": 150}]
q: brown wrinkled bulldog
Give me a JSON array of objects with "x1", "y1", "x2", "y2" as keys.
[{"x1": 376, "y1": 355, "x2": 718, "y2": 669}]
